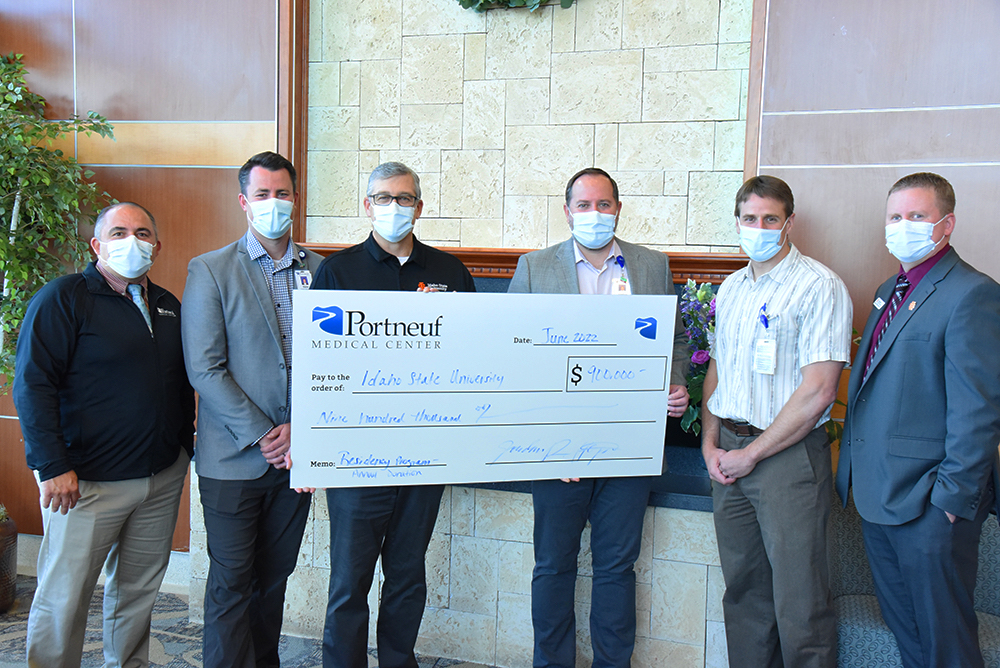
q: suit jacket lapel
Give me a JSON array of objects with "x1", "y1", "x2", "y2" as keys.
[
  {"x1": 236, "y1": 238, "x2": 284, "y2": 351},
  {"x1": 555, "y1": 239, "x2": 581, "y2": 294}
]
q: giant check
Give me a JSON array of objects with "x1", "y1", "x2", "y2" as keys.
[{"x1": 290, "y1": 291, "x2": 677, "y2": 488}]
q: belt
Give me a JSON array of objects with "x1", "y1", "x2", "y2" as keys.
[{"x1": 720, "y1": 418, "x2": 764, "y2": 437}]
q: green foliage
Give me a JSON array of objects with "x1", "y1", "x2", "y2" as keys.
[
  {"x1": 0, "y1": 503, "x2": 7, "y2": 523},
  {"x1": 457, "y1": 0, "x2": 574, "y2": 12},
  {"x1": 0, "y1": 53, "x2": 114, "y2": 391}
]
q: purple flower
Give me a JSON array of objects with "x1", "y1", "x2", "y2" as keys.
[{"x1": 691, "y1": 350, "x2": 711, "y2": 365}]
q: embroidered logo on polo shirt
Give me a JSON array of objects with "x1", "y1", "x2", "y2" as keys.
[{"x1": 157, "y1": 308, "x2": 177, "y2": 317}]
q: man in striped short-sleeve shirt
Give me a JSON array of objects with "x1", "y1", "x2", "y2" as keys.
[{"x1": 701, "y1": 175, "x2": 852, "y2": 668}]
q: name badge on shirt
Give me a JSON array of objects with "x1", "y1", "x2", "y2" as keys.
[
  {"x1": 754, "y1": 338, "x2": 777, "y2": 375},
  {"x1": 295, "y1": 270, "x2": 312, "y2": 289}
]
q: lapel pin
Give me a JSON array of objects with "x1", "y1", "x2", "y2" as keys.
[
  {"x1": 908, "y1": 301, "x2": 916, "y2": 311},
  {"x1": 873, "y1": 297, "x2": 886, "y2": 309}
]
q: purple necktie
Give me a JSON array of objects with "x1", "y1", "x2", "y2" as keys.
[{"x1": 864, "y1": 274, "x2": 910, "y2": 378}]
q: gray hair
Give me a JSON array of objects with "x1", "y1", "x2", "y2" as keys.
[
  {"x1": 93, "y1": 202, "x2": 158, "y2": 240},
  {"x1": 367, "y1": 162, "x2": 421, "y2": 200}
]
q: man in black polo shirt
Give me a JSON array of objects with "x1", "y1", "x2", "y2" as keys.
[{"x1": 312, "y1": 162, "x2": 475, "y2": 668}]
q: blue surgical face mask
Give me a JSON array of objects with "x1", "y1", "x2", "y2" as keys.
[
  {"x1": 571, "y1": 210, "x2": 617, "y2": 250},
  {"x1": 102, "y1": 235, "x2": 155, "y2": 279},
  {"x1": 738, "y1": 220, "x2": 788, "y2": 262},
  {"x1": 248, "y1": 198, "x2": 294, "y2": 239},
  {"x1": 884, "y1": 216, "x2": 947, "y2": 264},
  {"x1": 371, "y1": 202, "x2": 415, "y2": 243}
]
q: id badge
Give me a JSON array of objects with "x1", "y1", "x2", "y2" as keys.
[
  {"x1": 294, "y1": 270, "x2": 312, "y2": 289},
  {"x1": 754, "y1": 338, "x2": 777, "y2": 375}
]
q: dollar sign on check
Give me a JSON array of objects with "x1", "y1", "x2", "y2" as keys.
[{"x1": 570, "y1": 364, "x2": 582, "y2": 386}]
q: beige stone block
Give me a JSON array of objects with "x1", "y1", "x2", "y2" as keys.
[
  {"x1": 740, "y1": 72, "x2": 748, "y2": 120},
  {"x1": 450, "y1": 535, "x2": 500, "y2": 615},
  {"x1": 707, "y1": 564, "x2": 725, "y2": 622},
  {"x1": 552, "y1": 1, "x2": 576, "y2": 52},
  {"x1": 613, "y1": 171, "x2": 662, "y2": 197},
  {"x1": 652, "y1": 506, "x2": 720, "y2": 565},
  {"x1": 361, "y1": 126, "x2": 400, "y2": 151},
  {"x1": 618, "y1": 122, "x2": 714, "y2": 171},
  {"x1": 359, "y1": 151, "x2": 381, "y2": 174},
  {"x1": 650, "y1": 559, "x2": 706, "y2": 644},
  {"x1": 463, "y1": 79, "x2": 505, "y2": 149},
  {"x1": 635, "y1": 506, "x2": 655, "y2": 585},
  {"x1": 403, "y1": 0, "x2": 486, "y2": 36},
  {"x1": 377, "y1": 149, "x2": 441, "y2": 174},
  {"x1": 368, "y1": 560, "x2": 383, "y2": 646},
  {"x1": 578, "y1": 523, "x2": 593, "y2": 577},
  {"x1": 486, "y1": 6, "x2": 552, "y2": 80},
  {"x1": 718, "y1": 41, "x2": 750, "y2": 70},
  {"x1": 574, "y1": 576, "x2": 595, "y2": 664},
  {"x1": 623, "y1": 0, "x2": 720, "y2": 49},
  {"x1": 297, "y1": 514, "x2": 314, "y2": 567},
  {"x1": 505, "y1": 78, "x2": 550, "y2": 127},
  {"x1": 720, "y1": 0, "x2": 752, "y2": 43},
  {"x1": 706, "y1": 620, "x2": 730, "y2": 668},
  {"x1": 189, "y1": 475, "x2": 204, "y2": 532},
  {"x1": 687, "y1": 171, "x2": 743, "y2": 246},
  {"x1": 402, "y1": 35, "x2": 465, "y2": 105},
  {"x1": 715, "y1": 120, "x2": 746, "y2": 171},
  {"x1": 305, "y1": 216, "x2": 372, "y2": 244},
  {"x1": 617, "y1": 196, "x2": 687, "y2": 246},
  {"x1": 309, "y1": 106, "x2": 359, "y2": 151},
  {"x1": 360, "y1": 60, "x2": 400, "y2": 127},
  {"x1": 415, "y1": 607, "x2": 496, "y2": 665},
  {"x1": 547, "y1": 195, "x2": 571, "y2": 247},
  {"x1": 504, "y1": 195, "x2": 549, "y2": 249},
  {"x1": 188, "y1": 577, "x2": 206, "y2": 623},
  {"x1": 358, "y1": 173, "x2": 371, "y2": 217},
  {"x1": 496, "y1": 592, "x2": 534, "y2": 667},
  {"x1": 312, "y1": 490, "x2": 329, "y2": 521},
  {"x1": 552, "y1": 50, "x2": 642, "y2": 124},
  {"x1": 309, "y1": 62, "x2": 340, "y2": 107},
  {"x1": 401, "y1": 104, "x2": 463, "y2": 149},
  {"x1": 663, "y1": 171, "x2": 688, "y2": 196},
  {"x1": 309, "y1": 0, "x2": 324, "y2": 62},
  {"x1": 190, "y1": 531, "x2": 208, "y2": 579},
  {"x1": 416, "y1": 218, "x2": 460, "y2": 242},
  {"x1": 644, "y1": 45, "x2": 717, "y2": 73},
  {"x1": 441, "y1": 149, "x2": 504, "y2": 218},
  {"x1": 498, "y1": 540, "x2": 534, "y2": 595},
  {"x1": 595, "y1": 124, "x2": 618, "y2": 169},
  {"x1": 643, "y1": 70, "x2": 742, "y2": 122},
  {"x1": 473, "y1": 488, "x2": 533, "y2": 542},
  {"x1": 425, "y1": 530, "x2": 451, "y2": 608},
  {"x1": 435, "y1": 486, "x2": 452, "y2": 533},
  {"x1": 341, "y1": 62, "x2": 361, "y2": 107},
  {"x1": 308, "y1": 150, "x2": 360, "y2": 216},
  {"x1": 283, "y1": 566, "x2": 330, "y2": 638},
  {"x1": 710, "y1": 244, "x2": 740, "y2": 253},
  {"x1": 576, "y1": 0, "x2": 622, "y2": 51},
  {"x1": 632, "y1": 635, "x2": 705, "y2": 668},
  {"x1": 505, "y1": 125, "x2": 594, "y2": 197},
  {"x1": 314, "y1": 518, "x2": 331, "y2": 569},
  {"x1": 418, "y1": 171, "x2": 441, "y2": 218},
  {"x1": 636, "y1": 582, "x2": 653, "y2": 638},
  {"x1": 452, "y1": 485, "x2": 475, "y2": 535},
  {"x1": 323, "y1": 0, "x2": 402, "y2": 62},
  {"x1": 461, "y1": 218, "x2": 503, "y2": 247},
  {"x1": 465, "y1": 33, "x2": 487, "y2": 80}
]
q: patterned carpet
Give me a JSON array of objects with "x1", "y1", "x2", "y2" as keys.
[{"x1": 0, "y1": 575, "x2": 490, "y2": 668}]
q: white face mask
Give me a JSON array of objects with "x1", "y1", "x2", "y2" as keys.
[
  {"x1": 101, "y1": 236, "x2": 155, "y2": 279},
  {"x1": 247, "y1": 198, "x2": 294, "y2": 239},
  {"x1": 884, "y1": 216, "x2": 946, "y2": 264},
  {"x1": 738, "y1": 220, "x2": 787, "y2": 262},
  {"x1": 371, "y1": 202, "x2": 415, "y2": 243},
  {"x1": 570, "y1": 210, "x2": 617, "y2": 250}
]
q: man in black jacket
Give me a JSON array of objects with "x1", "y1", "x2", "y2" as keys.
[{"x1": 13, "y1": 202, "x2": 194, "y2": 668}]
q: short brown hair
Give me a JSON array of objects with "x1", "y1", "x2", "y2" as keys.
[
  {"x1": 734, "y1": 175, "x2": 794, "y2": 219},
  {"x1": 565, "y1": 168, "x2": 619, "y2": 206},
  {"x1": 887, "y1": 172, "x2": 955, "y2": 215}
]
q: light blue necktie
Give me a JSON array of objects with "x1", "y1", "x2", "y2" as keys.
[{"x1": 126, "y1": 283, "x2": 153, "y2": 335}]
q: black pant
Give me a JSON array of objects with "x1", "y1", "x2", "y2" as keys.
[
  {"x1": 200, "y1": 467, "x2": 312, "y2": 668},
  {"x1": 323, "y1": 484, "x2": 445, "y2": 668}
]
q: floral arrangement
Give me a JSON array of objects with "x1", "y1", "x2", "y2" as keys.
[{"x1": 679, "y1": 280, "x2": 716, "y2": 435}]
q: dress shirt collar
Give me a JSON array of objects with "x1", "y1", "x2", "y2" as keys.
[
  {"x1": 899, "y1": 243, "x2": 951, "y2": 288},
  {"x1": 363, "y1": 231, "x2": 427, "y2": 268},
  {"x1": 744, "y1": 244, "x2": 801, "y2": 285},
  {"x1": 95, "y1": 258, "x2": 148, "y2": 296},
  {"x1": 573, "y1": 239, "x2": 622, "y2": 271},
  {"x1": 245, "y1": 230, "x2": 295, "y2": 270}
]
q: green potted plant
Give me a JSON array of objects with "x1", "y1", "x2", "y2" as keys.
[
  {"x1": 457, "y1": 0, "x2": 573, "y2": 12},
  {"x1": 0, "y1": 52, "x2": 114, "y2": 390},
  {"x1": 0, "y1": 503, "x2": 15, "y2": 613}
]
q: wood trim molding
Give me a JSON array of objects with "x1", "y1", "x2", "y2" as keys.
[
  {"x1": 282, "y1": 0, "x2": 309, "y2": 243},
  {"x1": 300, "y1": 244, "x2": 746, "y2": 285},
  {"x1": 744, "y1": 0, "x2": 768, "y2": 178}
]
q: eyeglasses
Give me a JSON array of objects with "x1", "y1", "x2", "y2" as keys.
[{"x1": 369, "y1": 193, "x2": 418, "y2": 207}]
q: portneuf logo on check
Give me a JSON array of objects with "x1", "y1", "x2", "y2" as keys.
[
  {"x1": 634, "y1": 317, "x2": 657, "y2": 340},
  {"x1": 312, "y1": 305, "x2": 445, "y2": 350}
]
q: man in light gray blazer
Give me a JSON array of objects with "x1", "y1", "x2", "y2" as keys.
[
  {"x1": 182, "y1": 151, "x2": 321, "y2": 668},
  {"x1": 509, "y1": 168, "x2": 689, "y2": 668},
  {"x1": 838, "y1": 172, "x2": 1000, "y2": 668}
]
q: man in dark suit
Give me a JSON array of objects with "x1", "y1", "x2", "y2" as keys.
[
  {"x1": 508, "y1": 168, "x2": 689, "y2": 668},
  {"x1": 182, "y1": 151, "x2": 321, "y2": 668},
  {"x1": 838, "y1": 172, "x2": 1000, "y2": 668}
]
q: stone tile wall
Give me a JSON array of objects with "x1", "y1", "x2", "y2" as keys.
[
  {"x1": 305, "y1": 0, "x2": 751, "y2": 253},
  {"x1": 189, "y1": 479, "x2": 728, "y2": 667}
]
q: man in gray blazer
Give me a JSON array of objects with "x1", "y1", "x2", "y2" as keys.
[
  {"x1": 182, "y1": 151, "x2": 321, "y2": 668},
  {"x1": 838, "y1": 172, "x2": 1000, "y2": 668},
  {"x1": 509, "y1": 168, "x2": 689, "y2": 668}
]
